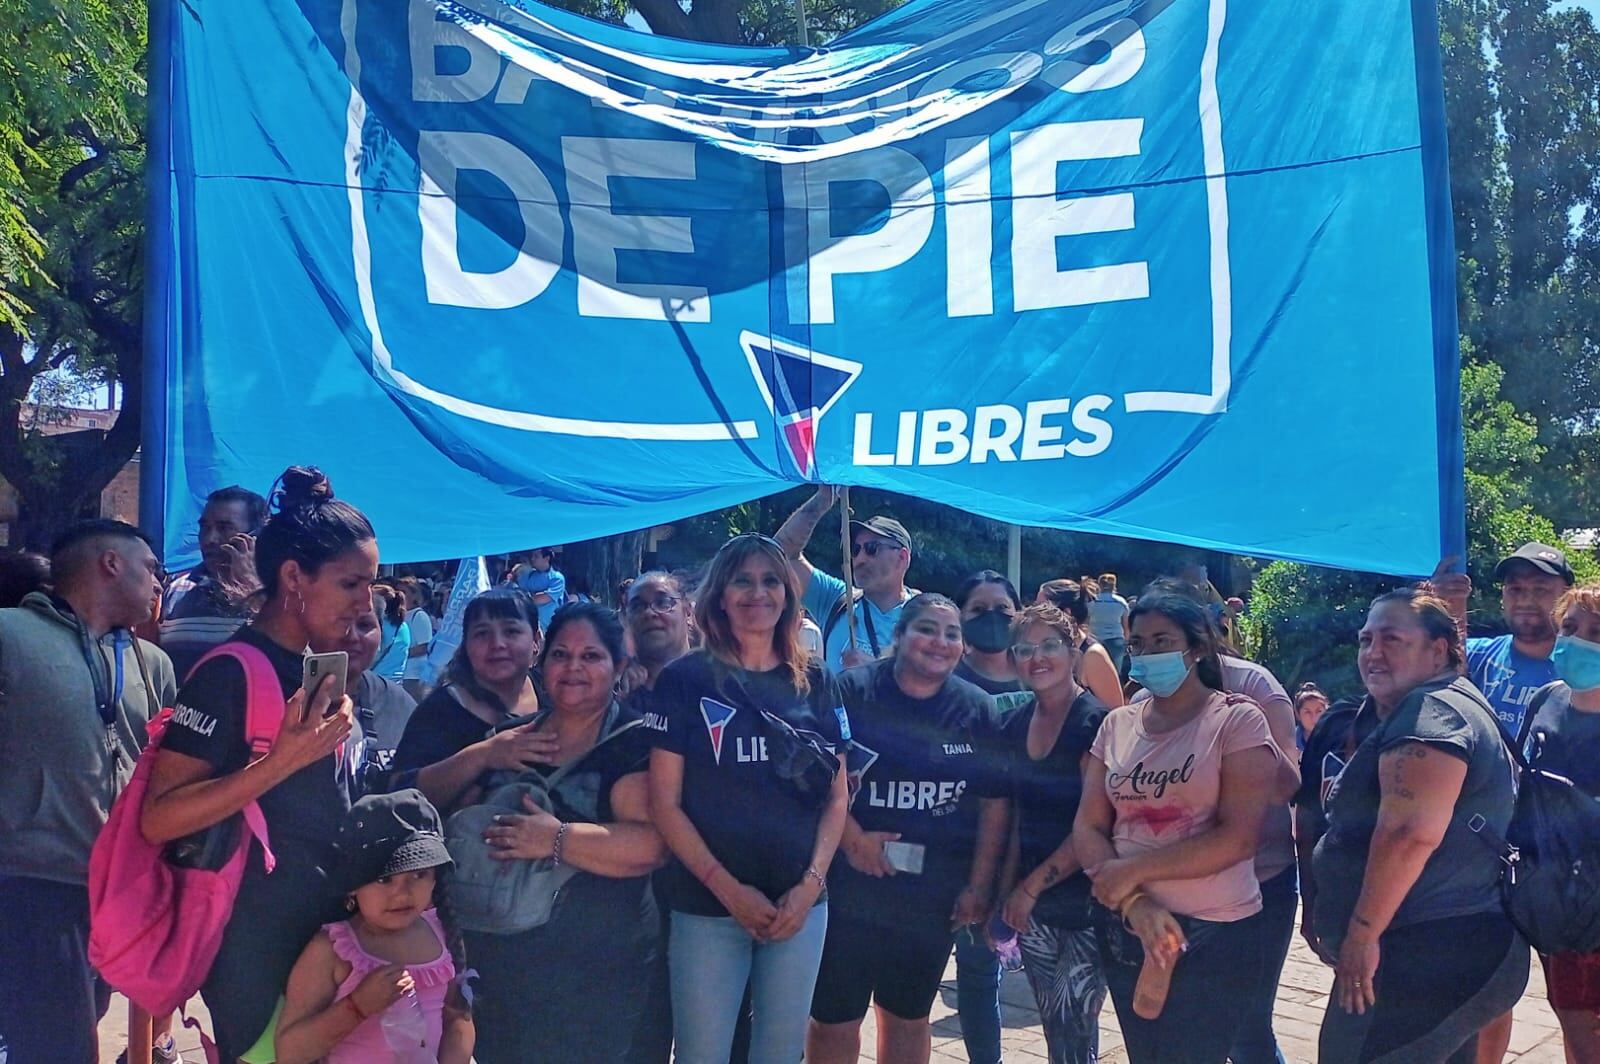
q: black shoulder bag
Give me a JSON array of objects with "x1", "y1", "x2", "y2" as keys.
[{"x1": 1468, "y1": 688, "x2": 1600, "y2": 954}]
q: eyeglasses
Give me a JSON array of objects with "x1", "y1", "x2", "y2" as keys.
[
  {"x1": 1010, "y1": 637, "x2": 1070, "y2": 659},
  {"x1": 851, "y1": 540, "x2": 903, "y2": 558},
  {"x1": 626, "y1": 593, "x2": 682, "y2": 615}
]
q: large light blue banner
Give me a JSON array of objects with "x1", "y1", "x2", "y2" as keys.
[{"x1": 150, "y1": 0, "x2": 1462, "y2": 573}]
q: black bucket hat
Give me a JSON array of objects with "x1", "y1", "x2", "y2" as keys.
[{"x1": 334, "y1": 788, "x2": 452, "y2": 893}]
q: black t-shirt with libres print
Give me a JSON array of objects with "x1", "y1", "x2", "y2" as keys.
[
  {"x1": 647, "y1": 649, "x2": 848, "y2": 917},
  {"x1": 830, "y1": 660, "x2": 1010, "y2": 926},
  {"x1": 162, "y1": 626, "x2": 365, "y2": 871}
]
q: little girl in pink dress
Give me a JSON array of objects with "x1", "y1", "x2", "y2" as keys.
[{"x1": 275, "y1": 790, "x2": 472, "y2": 1064}]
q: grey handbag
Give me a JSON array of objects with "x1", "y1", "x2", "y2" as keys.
[{"x1": 445, "y1": 778, "x2": 581, "y2": 934}]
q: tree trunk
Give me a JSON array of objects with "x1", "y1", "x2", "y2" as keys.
[
  {"x1": 13, "y1": 492, "x2": 99, "y2": 553},
  {"x1": 4, "y1": 427, "x2": 138, "y2": 552},
  {"x1": 564, "y1": 530, "x2": 648, "y2": 607}
]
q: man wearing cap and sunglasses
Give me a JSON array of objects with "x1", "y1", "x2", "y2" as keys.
[{"x1": 776, "y1": 486, "x2": 918, "y2": 670}]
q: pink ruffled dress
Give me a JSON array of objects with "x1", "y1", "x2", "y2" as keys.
[{"x1": 324, "y1": 909, "x2": 454, "y2": 1063}]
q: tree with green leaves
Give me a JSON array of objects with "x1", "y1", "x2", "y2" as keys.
[
  {"x1": 1441, "y1": 0, "x2": 1600, "y2": 532},
  {"x1": 1241, "y1": 361, "x2": 1600, "y2": 696},
  {"x1": 0, "y1": 0, "x2": 147, "y2": 549},
  {"x1": 1239, "y1": 0, "x2": 1600, "y2": 695},
  {"x1": 552, "y1": 0, "x2": 899, "y2": 44}
]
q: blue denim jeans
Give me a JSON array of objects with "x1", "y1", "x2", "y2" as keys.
[
  {"x1": 1229, "y1": 866, "x2": 1298, "y2": 1064},
  {"x1": 669, "y1": 904, "x2": 829, "y2": 1064},
  {"x1": 956, "y1": 926, "x2": 1003, "y2": 1064},
  {"x1": 1101, "y1": 637, "x2": 1128, "y2": 676}
]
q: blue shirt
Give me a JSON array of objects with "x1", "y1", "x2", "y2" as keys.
[
  {"x1": 1466, "y1": 634, "x2": 1556, "y2": 735},
  {"x1": 374, "y1": 616, "x2": 411, "y2": 681},
  {"x1": 514, "y1": 566, "x2": 568, "y2": 631},
  {"x1": 802, "y1": 569, "x2": 915, "y2": 669}
]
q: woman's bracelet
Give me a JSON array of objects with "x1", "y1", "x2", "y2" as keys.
[
  {"x1": 1018, "y1": 883, "x2": 1039, "y2": 900},
  {"x1": 551, "y1": 822, "x2": 570, "y2": 866},
  {"x1": 804, "y1": 864, "x2": 827, "y2": 889},
  {"x1": 1118, "y1": 890, "x2": 1151, "y2": 928},
  {"x1": 342, "y1": 996, "x2": 369, "y2": 1023}
]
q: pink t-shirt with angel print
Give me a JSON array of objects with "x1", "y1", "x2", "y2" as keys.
[{"x1": 1090, "y1": 693, "x2": 1273, "y2": 922}]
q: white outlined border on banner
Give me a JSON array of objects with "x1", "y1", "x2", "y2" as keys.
[{"x1": 338, "y1": 0, "x2": 1232, "y2": 440}]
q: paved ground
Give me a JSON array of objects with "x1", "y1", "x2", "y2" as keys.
[{"x1": 100, "y1": 915, "x2": 1569, "y2": 1062}]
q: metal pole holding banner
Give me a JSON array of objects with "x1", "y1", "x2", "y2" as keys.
[
  {"x1": 838, "y1": 487, "x2": 860, "y2": 655},
  {"x1": 795, "y1": 0, "x2": 810, "y2": 46},
  {"x1": 1007, "y1": 523, "x2": 1022, "y2": 591},
  {"x1": 139, "y1": 0, "x2": 174, "y2": 555}
]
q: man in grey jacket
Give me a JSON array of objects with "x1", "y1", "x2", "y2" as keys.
[{"x1": 0, "y1": 519, "x2": 175, "y2": 1063}]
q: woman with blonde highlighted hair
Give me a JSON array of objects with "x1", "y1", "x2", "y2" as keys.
[{"x1": 648, "y1": 534, "x2": 851, "y2": 1063}]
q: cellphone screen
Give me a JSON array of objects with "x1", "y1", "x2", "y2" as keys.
[{"x1": 884, "y1": 841, "x2": 926, "y2": 875}]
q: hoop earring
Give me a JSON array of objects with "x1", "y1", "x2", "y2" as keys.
[
  {"x1": 345, "y1": 895, "x2": 357, "y2": 913},
  {"x1": 287, "y1": 588, "x2": 306, "y2": 616}
]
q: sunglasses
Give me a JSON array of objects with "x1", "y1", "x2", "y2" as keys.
[
  {"x1": 724, "y1": 532, "x2": 788, "y2": 558},
  {"x1": 851, "y1": 540, "x2": 904, "y2": 558},
  {"x1": 626, "y1": 593, "x2": 682, "y2": 615}
]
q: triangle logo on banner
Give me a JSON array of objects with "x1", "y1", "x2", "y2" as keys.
[{"x1": 740, "y1": 330, "x2": 863, "y2": 479}]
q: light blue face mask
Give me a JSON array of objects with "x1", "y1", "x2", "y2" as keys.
[
  {"x1": 1554, "y1": 635, "x2": 1600, "y2": 693},
  {"x1": 1129, "y1": 650, "x2": 1192, "y2": 698}
]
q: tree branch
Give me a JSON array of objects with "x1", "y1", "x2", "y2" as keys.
[
  {"x1": 58, "y1": 152, "x2": 115, "y2": 197},
  {"x1": 0, "y1": 329, "x2": 25, "y2": 379},
  {"x1": 629, "y1": 0, "x2": 695, "y2": 39}
]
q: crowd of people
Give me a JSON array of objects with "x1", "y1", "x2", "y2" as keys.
[{"x1": 2, "y1": 471, "x2": 1599, "y2": 1064}]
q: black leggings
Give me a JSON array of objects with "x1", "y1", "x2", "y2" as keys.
[
  {"x1": 1099, "y1": 909, "x2": 1266, "y2": 1064},
  {"x1": 1318, "y1": 912, "x2": 1530, "y2": 1063}
]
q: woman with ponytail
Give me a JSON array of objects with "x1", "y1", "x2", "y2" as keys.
[
  {"x1": 1037, "y1": 577, "x2": 1126, "y2": 708},
  {"x1": 1311, "y1": 587, "x2": 1525, "y2": 1061},
  {"x1": 1071, "y1": 593, "x2": 1294, "y2": 1063},
  {"x1": 141, "y1": 467, "x2": 379, "y2": 1061}
]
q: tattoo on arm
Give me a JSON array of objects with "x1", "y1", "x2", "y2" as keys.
[
  {"x1": 1041, "y1": 864, "x2": 1061, "y2": 887},
  {"x1": 1382, "y1": 744, "x2": 1430, "y2": 800}
]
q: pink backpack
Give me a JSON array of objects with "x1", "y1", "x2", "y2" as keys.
[{"x1": 88, "y1": 642, "x2": 283, "y2": 1016}]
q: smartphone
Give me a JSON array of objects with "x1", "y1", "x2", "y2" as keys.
[
  {"x1": 302, "y1": 651, "x2": 349, "y2": 713},
  {"x1": 884, "y1": 840, "x2": 926, "y2": 875}
]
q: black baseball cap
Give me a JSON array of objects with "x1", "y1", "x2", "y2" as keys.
[
  {"x1": 849, "y1": 516, "x2": 911, "y2": 551},
  {"x1": 334, "y1": 789, "x2": 452, "y2": 892},
  {"x1": 1493, "y1": 542, "x2": 1575, "y2": 585}
]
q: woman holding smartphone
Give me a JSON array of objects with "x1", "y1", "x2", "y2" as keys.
[
  {"x1": 808, "y1": 593, "x2": 1010, "y2": 1064},
  {"x1": 140, "y1": 467, "x2": 377, "y2": 1063}
]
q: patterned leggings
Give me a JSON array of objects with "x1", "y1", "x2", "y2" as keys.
[{"x1": 1019, "y1": 920, "x2": 1108, "y2": 1064}]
